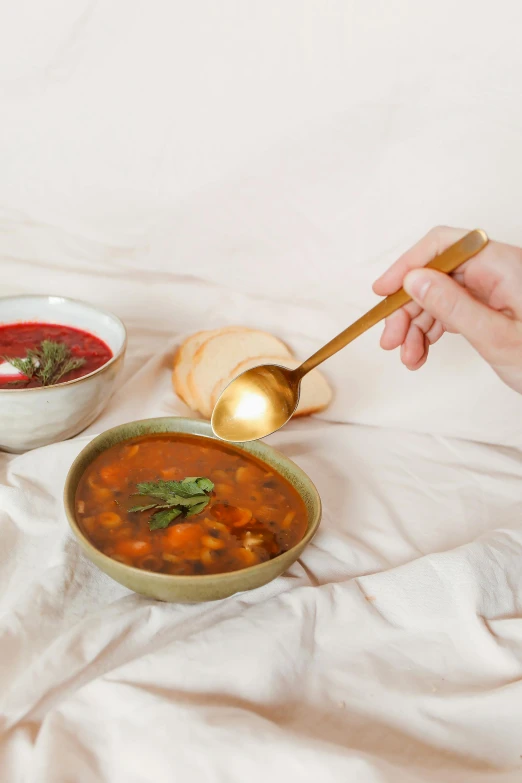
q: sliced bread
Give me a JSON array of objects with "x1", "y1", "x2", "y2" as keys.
[
  {"x1": 172, "y1": 327, "x2": 243, "y2": 410},
  {"x1": 188, "y1": 330, "x2": 292, "y2": 417},
  {"x1": 211, "y1": 355, "x2": 332, "y2": 418}
]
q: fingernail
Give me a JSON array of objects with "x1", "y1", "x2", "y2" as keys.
[{"x1": 404, "y1": 270, "x2": 432, "y2": 302}]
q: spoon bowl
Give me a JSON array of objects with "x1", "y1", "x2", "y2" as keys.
[{"x1": 211, "y1": 364, "x2": 299, "y2": 442}]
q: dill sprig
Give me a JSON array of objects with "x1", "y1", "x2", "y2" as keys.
[{"x1": 5, "y1": 340, "x2": 86, "y2": 387}]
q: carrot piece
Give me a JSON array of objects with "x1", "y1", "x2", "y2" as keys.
[
  {"x1": 100, "y1": 464, "x2": 123, "y2": 484},
  {"x1": 164, "y1": 523, "x2": 203, "y2": 550},
  {"x1": 160, "y1": 467, "x2": 182, "y2": 479},
  {"x1": 214, "y1": 483, "x2": 234, "y2": 498},
  {"x1": 212, "y1": 470, "x2": 229, "y2": 481},
  {"x1": 231, "y1": 508, "x2": 253, "y2": 528},
  {"x1": 211, "y1": 504, "x2": 252, "y2": 527},
  {"x1": 115, "y1": 539, "x2": 153, "y2": 558}
]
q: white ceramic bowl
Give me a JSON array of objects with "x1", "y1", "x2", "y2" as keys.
[{"x1": 0, "y1": 295, "x2": 127, "y2": 453}]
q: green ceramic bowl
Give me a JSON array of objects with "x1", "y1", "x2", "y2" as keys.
[{"x1": 64, "y1": 417, "x2": 322, "y2": 602}]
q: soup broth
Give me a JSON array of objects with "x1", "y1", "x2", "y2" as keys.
[
  {"x1": 75, "y1": 434, "x2": 308, "y2": 576},
  {"x1": 0, "y1": 322, "x2": 112, "y2": 389}
]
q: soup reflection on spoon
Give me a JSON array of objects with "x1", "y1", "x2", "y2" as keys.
[{"x1": 212, "y1": 363, "x2": 298, "y2": 442}]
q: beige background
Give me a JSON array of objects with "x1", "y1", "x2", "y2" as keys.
[{"x1": 1, "y1": 3, "x2": 522, "y2": 781}]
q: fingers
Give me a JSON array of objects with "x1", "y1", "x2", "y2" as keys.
[
  {"x1": 411, "y1": 309, "x2": 435, "y2": 338},
  {"x1": 374, "y1": 226, "x2": 467, "y2": 360},
  {"x1": 373, "y1": 226, "x2": 467, "y2": 296},
  {"x1": 401, "y1": 324, "x2": 429, "y2": 370},
  {"x1": 403, "y1": 268, "x2": 511, "y2": 365},
  {"x1": 381, "y1": 297, "x2": 445, "y2": 370},
  {"x1": 381, "y1": 305, "x2": 444, "y2": 370},
  {"x1": 426, "y1": 320, "x2": 445, "y2": 344},
  {"x1": 380, "y1": 302, "x2": 421, "y2": 349}
]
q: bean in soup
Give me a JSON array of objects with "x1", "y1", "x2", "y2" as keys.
[{"x1": 75, "y1": 434, "x2": 308, "y2": 575}]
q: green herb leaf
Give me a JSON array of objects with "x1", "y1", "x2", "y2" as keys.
[
  {"x1": 186, "y1": 499, "x2": 211, "y2": 517},
  {"x1": 193, "y1": 477, "x2": 214, "y2": 492},
  {"x1": 5, "y1": 355, "x2": 35, "y2": 379},
  {"x1": 175, "y1": 494, "x2": 208, "y2": 507},
  {"x1": 134, "y1": 480, "x2": 185, "y2": 501},
  {"x1": 149, "y1": 508, "x2": 182, "y2": 530},
  {"x1": 3, "y1": 340, "x2": 86, "y2": 387},
  {"x1": 128, "y1": 504, "x2": 159, "y2": 513},
  {"x1": 130, "y1": 475, "x2": 214, "y2": 531}
]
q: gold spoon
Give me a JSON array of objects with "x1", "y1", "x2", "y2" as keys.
[{"x1": 211, "y1": 229, "x2": 489, "y2": 442}]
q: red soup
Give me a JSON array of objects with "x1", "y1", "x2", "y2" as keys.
[
  {"x1": 0, "y1": 322, "x2": 112, "y2": 389},
  {"x1": 75, "y1": 434, "x2": 308, "y2": 575}
]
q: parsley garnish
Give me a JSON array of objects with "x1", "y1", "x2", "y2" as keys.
[
  {"x1": 4, "y1": 340, "x2": 86, "y2": 387},
  {"x1": 129, "y1": 476, "x2": 215, "y2": 531}
]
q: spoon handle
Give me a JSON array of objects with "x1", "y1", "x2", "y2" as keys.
[{"x1": 297, "y1": 229, "x2": 489, "y2": 377}]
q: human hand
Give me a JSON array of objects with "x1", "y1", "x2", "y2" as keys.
[{"x1": 372, "y1": 226, "x2": 522, "y2": 395}]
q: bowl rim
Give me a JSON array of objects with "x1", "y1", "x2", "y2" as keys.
[
  {"x1": 0, "y1": 294, "x2": 127, "y2": 394},
  {"x1": 63, "y1": 417, "x2": 322, "y2": 585}
]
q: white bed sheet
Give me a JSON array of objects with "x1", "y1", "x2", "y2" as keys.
[{"x1": 2, "y1": 3, "x2": 522, "y2": 781}]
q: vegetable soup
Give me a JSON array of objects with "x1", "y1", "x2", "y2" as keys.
[{"x1": 75, "y1": 434, "x2": 308, "y2": 575}]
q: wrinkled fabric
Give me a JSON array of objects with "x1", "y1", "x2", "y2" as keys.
[
  {"x1": 2, "y1": 364, "x2": 522, "y2": 783},
  {"x1": 2, "y1": 2, "x2": 522, "y2": 781}
]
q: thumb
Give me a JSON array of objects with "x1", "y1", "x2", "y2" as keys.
[{"x1": 403, "y1": 268, "x2": 508, "y2": 361}]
